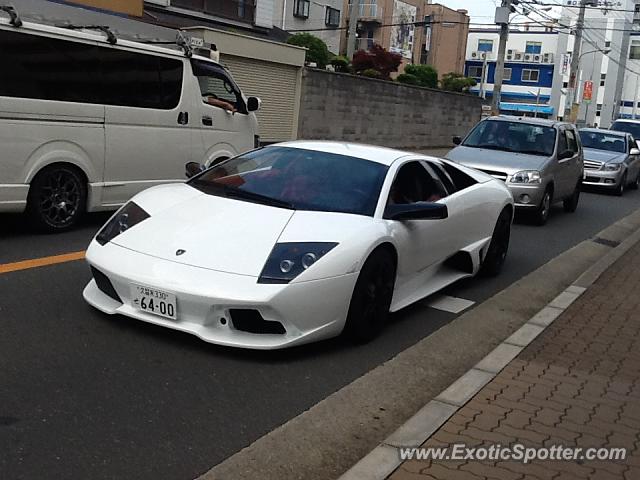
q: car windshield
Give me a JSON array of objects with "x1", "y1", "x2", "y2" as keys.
[
  {"x1": 579, "y1": 130, "x2": 626, "y2": 153},
  {"x1": 611, "y1": 121, "x2": 640, "y2": 139},
  {"x1": 462, "y1": 120, "x2": 557, "y2": 157},
  {"x1": 189, "y1": 146, "x2": 388, "y2": 216}
]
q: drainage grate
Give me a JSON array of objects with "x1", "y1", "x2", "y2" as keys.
[{"x1": 592, "y1": 237, "x2": 620, "y2": 248}]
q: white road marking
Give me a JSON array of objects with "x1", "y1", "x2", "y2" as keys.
[{"x1": 426, "y1": 294, "x2": 475, "y2": 314}]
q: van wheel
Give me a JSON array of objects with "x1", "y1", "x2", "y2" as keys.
[
  {"x1": 563, "y1": 181, "x2": 581, "y2": 213},
  {"x1": 27, "y1": 165, "x2": 87, "y2": 232}
]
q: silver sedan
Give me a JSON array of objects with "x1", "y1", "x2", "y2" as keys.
[{"x1": 579, "y1": 128, "x2": 640, "y2": 196}]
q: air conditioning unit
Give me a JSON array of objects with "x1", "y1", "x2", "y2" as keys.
[
  {"x1": 507, "y1": 49, "x2": 515, "y2": 55},
  {"x1": 514, "y1": 52, "x2": 523, "y2": 61},
  {"x1": 524, "y1": 53, "x2": 533, "y2": 62},
  {"x1": 533, "y1": 54, "x2": 542, "y2": 63},
  {"x1": 543, "y1": 52, "x2": 554, "y2": 63},
  {"x1": 506, "y1": 54, "x2": 514, "y2": 61},
  {"x1": 471, "y1": 51, "x2": 488, "y2": 60}
]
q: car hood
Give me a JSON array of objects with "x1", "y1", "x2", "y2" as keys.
[
  {"x1": 583, "y1": 148, "x2": 626, "y2": 164},
  {"x1": 446, "y1": 145, "x2": 548, "y2": 174},
  {"x1": 108, "y1": 183, "x2": 375, "y2": 278}
]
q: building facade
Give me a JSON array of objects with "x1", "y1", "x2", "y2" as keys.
[
  {"x1": 465, "y1": 27, "x2": 558, "y2": 118},
  {"x1": 422, "y1": 4, "x2": 469, "y2": 77}
]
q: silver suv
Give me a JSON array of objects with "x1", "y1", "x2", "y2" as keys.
[{"x1": 447, "y1": 116, "x2": 584, "y2": 225}]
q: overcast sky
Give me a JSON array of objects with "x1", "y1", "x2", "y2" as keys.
[{"x1": 440, "y1": 0, "x2": 561, "y2": 25}]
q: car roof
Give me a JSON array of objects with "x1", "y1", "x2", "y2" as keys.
[
  {"x1": 486, "y1": 115, "x2": 567, "y2": 128},
  {"x1": 273, "y1": 141, "x2": 414, "y2": 166},
  {"x1": 579, "y1": 128, "x2": 626, "y2": 137},
  {"x1": 612, "y1": 119, "x2": 640, "y2": 124}
]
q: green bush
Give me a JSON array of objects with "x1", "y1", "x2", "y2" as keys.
[
  {"x1": 396, "y1": 73, "x2": 419, "y2": 85},
  {"x1": 330, "y1": 55, "x2": 350, "y2": 73},
  {"x1": 441, "y1": 72, "x2": 477, "y2": 92},
  {"x1": 361, "y1": 68, "x2": 381, "y2": 78},
  {"x1": 404, "y1": 64, "x2": 438, "y2": 88},
  {"x1": 286, "y1": 33, "x2": 331, "y2": 68}
]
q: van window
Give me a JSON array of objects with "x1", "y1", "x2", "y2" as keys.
[
  {"x1": 191, "y1": 59, "x2": 245, "y2": 113},
  {"x1": 0, "y1": 28, "x2": 183, "y2": 109}
]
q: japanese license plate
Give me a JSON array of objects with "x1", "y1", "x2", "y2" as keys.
[{"x1": 131, "y1": 284, "x2": 177, "y2": 320}]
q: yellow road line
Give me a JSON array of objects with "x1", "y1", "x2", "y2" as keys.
[{"x1": 0, "y1": 251, "x2": 86, "y2": 274}]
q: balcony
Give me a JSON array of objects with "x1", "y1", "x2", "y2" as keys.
[
  {"x1": 355, "y1": 37, "x2": 375, "y2": 51},
  {"x1": 347, "y1": 2, "x2": 384, "y2": 24},
  {"x1": 171, "y1": 0, "x2": 256, "y2": 24}
]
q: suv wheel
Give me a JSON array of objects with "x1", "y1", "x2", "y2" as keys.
[
  {"x1": 563, "y1": 181, "x2": 580, "y2": 213},
  {"x1": 533, "y1": 188, "x2": 552, "y2": 226}
]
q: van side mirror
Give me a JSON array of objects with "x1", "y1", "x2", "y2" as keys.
[
  {"x1": 185, "y1": 162, "x2": 204, "y2": 178},
  {"x1": 247, "y1": 97, "x2": 261, "y2": 112},
  {"x1": 631, "y1": 148, "x2": 640, "y2": 156},
  {"x1": 452, "y1": 136, "x2": 462, "y2": 146},
  {"x1": 384, "y1": 202, "x2": 448, "y2": 221}
]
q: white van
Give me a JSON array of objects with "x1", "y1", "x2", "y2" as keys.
[{"x1": 0, "y1": 16, "x2": 261, "y2": 231}]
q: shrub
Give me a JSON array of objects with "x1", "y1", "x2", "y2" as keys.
[
  {"x1": 361, "y1": 68, "x2": 381, "y2": 78},
  {"x1": 286, "y1": 33, "x2": 331, "y2": 68},
  {"x1": 352, "y1": 44, "x2": 402, "y2": 79},
  {"x1": 330, "y1": 55, "x2": 350, "y2": 73},
  {"x1": 404, "y1": 64, "x2": 438, "y2": 88},
  {"x1": 441, "y1": 72, "x2": 477, "y2": 92},
  {"x1": 396, "y1": 73, "x2": 419, "y2": 85}
]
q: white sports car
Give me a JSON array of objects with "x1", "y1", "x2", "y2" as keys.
[{"x1": 83, "y1": 142, "x2": 513, "y2": 349}]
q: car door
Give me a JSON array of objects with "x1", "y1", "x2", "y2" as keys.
[
  {"x1": 101, "y1": 48, "x2": 191, "y2": 207},
  {"x1": 556, "y1": 127, "x2": 580, "y2": 199},
  {"x1": 626, "y1": 135, "x2": 640, "y2": 180},
  {"x1": 386, "y1": 160, "x2": 467, "y2": 293}
]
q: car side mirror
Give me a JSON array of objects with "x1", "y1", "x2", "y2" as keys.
[
  {"x1": 247, "y1": 96, "x2": 261, "y2": 112},
  {"x1": 452, "y1": 135, "x2": 462, "y2": 146},
  {"x1": 384, "y1": 202, "x2": 448, "y2": 221},
  {"x1": 185, "y1": 161, "x2": 204, "y2": 178},
  {"x1": 631, "y1": 148, "x2": 640, "y2": 155},
  {"x1": 558, "y1": 150, "x2": 573, "y2": 160}
]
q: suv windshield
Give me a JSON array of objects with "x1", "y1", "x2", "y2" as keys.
[
  {"x1": 189, "y1": 146, "x2": 388, "y2": 216},
  {"x1": 611, "y1": 121, "x2": 640, "y2": 140},
  {"x1": 579, "y1": 130, "x2": 626, "y2": 153},
  {"x1": 463, "y1": 120, "x2": 557, "y2": 157}
]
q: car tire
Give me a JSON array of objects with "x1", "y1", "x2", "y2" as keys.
[
  {"x1": 480, "y1": 209, "x2": 511, "y2": 277},
  {"x1": 533, "y1": 188, "x2": 552, "y2": 226},
  {"x1": 563, "y1": 181, "x2": 581, "y2": 213},
  {"x1": 26, "y1": 165, "x2": 87, "y2": 232},
  {"x1": 615, "y1": 173, "x2": 627, "y2": 197},
  {"x1": 630, "y1": 171, "x2": 640, "y2": 190},
  {"x1": 344, "y1": 249, "x2": 396, "y2": 344}
]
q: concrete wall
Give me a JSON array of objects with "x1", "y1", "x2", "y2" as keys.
[{"x1": 297, "y1": 68, "x2": 482, "y2": 149}]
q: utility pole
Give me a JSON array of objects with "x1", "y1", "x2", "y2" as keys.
[
  {"x1": 491, "y1": 0, "x2": 515, "y2": 115},
  {"x1": 479, "y1": 53, "x2": 489, "y2": 99},
  {"x1": 346, "y1": 0, "x2": 359, "y2": 60},
  {"x1": 565, "y1": 0, "x2": 587, "y2": 122}
]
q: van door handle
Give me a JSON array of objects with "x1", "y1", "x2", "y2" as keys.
[
  {"x1": 202, "y1": 115, "x2": 213, "y2": 126},
  {"x1": 177, "y1": 111, "x2": 189, "y2": 125}
]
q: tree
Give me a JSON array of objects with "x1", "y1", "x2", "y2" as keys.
[
  {"x1": 441, "y1": 72, "x2": 477, "y2": 93},
  {"x1": 286, "y1": 33, "x2": 331, "y2": 68},
  {"x1": 351, "y1": 44, "x2": 402, "y2": 80},
  {"x1": 404, "y1": 64, "x2": 438, "y2": 88},
  {"x1": 330, "y1": 55, "x2": 350, "y2": 73},
  {"x1": 396, "y1": 73, "x2": 419, "y2": 85}
]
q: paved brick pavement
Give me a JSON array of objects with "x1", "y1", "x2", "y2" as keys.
[{"x1": 389, "y1": 240, "x2": 640, "y2": 480}]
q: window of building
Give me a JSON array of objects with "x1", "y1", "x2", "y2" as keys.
[
  {"x1": 294, "y1": 0, "x2": 310, "y2": 18},
  {"x1": 325, "y1": 6, "x2": 340, "y2": 26},
  {"x1": 522, "y1": 69, "x2": 540, "y2": 82},
  {"x1": 478, "y1": 39, "x2": 494, "y2": 52},
  {"x1": 525, "y1": 41, "x2": 543, "y2": 54},
  {"x1": 172, "y1": 0, "x2": 253, "y2": 22},
  {"x1": 605, "y1": 41, "x2": 611, "y2": 48},
  {"x1": 596, "y1": 103, "x2": 603, "y2": 117},
  {"x1": 600, "y1": 73, "x2": 606, "y2": 87},
  {"x1": 468, "y1": 66, "x2": 483, "y2": 79},
  {"x1": 503, "y1": 67, "x2": 512, "y2": 81},
  {"x1": 630, "y1": 40, "x2": 640, "y2": 60},
  {"x1": 563, "y1": 81, "x2": 569, "y2": 88}
]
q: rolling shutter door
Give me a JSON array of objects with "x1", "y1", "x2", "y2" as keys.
[{"x1": 221, "y1": 54, "x2": 299, "y2": 143}]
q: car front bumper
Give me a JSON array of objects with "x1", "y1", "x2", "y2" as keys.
[
  {"x1": 83, "y1": 241, "x2": 358, "y2": 350},
  {"x1": 583, "y1": 168, "x2": 624, "y2": 188},
  {"x1": 506, "y1": 183, "x2": 546, "y2": 209}
]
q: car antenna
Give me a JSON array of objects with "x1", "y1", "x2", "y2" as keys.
[
  {"x1": 0, "y1": 5, "x2": 23, "y2": 27},
  {"x1": 62, "y1": 24, "x2": 117, "y2": 44}
]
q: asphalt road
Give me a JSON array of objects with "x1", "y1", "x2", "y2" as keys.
[{"x1": 1, "y1": 187, "x2": 640, "y2": 480}]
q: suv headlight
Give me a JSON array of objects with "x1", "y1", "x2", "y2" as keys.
[
  {"x1": 603, "y1": 162, "x2": 622, "y2": 171},
  {"x1": 96, "y1": 202, "x2": 150, "y2": 245},
  {"x1": 510, "y1": 170, "x2": 542, "y2": 184},
  {"x1": 258, "y1": 242, "x2": 338, "y2": 284}
]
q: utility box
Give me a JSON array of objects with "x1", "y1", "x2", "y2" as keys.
[{"x1": 495, "y1": 6, "x2": 510, "y2": 25}]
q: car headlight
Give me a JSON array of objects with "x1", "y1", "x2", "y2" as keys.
[
  {"x1": 510, "y1": 170, "x2": 542, "y2": 184},
  {"x1": 96, "y1": 202, "x2": 150, "y2": 245},
  {"x1": 603, "y1": 163, "x2": 622, "y2": 171},
  {"x1": 258, "y1": 242, "x2": 338, "y2": 284}
]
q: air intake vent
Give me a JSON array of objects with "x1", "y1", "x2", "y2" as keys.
[
  {"x1": 91, "y1": 266, "x2": 122, "y2": 303},
  {"x1": 230, "y1": 309, "x2": 286, "y2": 335}
]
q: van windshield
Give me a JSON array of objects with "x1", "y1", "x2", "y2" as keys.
[
  {"x1": 611, "y1": 121, "x2": 640, "y2": 140},
  {"x1": 463, "y1": 120, "x2": 557, "y2": 157}
]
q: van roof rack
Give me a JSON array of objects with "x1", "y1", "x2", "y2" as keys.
[
  {"x1": 0, "y1": 5, "x2": 23, "y2": 27},
  {"x1": 141, "y1": 31, "x2": 193, "y2": 58},
  {"x1": 62, "y1": 24, "x2": 117, "y2": 44}
]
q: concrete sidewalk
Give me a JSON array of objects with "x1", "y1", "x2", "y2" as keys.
[{"x1": 389, "y1": 241, "x2": 640, "y2": 479}]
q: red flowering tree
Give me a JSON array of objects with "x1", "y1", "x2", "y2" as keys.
[{"x1": 352, "y1": 44, "x2": 402, "y2": 80}]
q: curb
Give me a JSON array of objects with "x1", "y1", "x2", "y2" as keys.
[{"x1": 338, "y1": 223, "x2": 640, "y2": 480}]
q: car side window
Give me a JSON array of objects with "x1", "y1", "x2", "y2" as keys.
[
  {"x1": 565, "y1": 130, "x2": 579, "y2": 154},
  {"x1": 425, "y1": 161, "x2": 455, "y2": 196},
  {"x1": 191, "y1": 59, "x2": 245, "y2": 113},
  {"x1": 558, "y1": 129, "x2": 569, "y2": 154},
  {"x1": 388, "y1": 161, "x2": 447, "y2": 205}
]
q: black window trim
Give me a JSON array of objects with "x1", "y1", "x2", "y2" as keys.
[
  {"x1": 190, "y1": 58, "x2": 248, "y2": 114},
  {"x1": 294, "y1": 0, "x2": 310, "y2": 18}
]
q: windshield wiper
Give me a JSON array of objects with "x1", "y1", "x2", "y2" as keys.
[
  {"x1": 192, "y1": 180, "x2": 294, "y2": 209},
  {"x1": 516, "y1": 149, "x2": 549, "y2": 156},
  {"x1": 467, "y1": 144, "x2": 515, "y2": 152}
]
